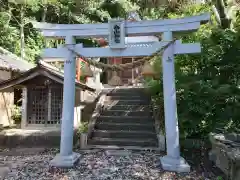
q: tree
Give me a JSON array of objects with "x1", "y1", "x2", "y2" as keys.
[{"x1": 210, "y1": 0, "x2": 239, "y2": 29}]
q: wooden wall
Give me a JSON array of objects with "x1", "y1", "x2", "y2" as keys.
[
  {"x1": 0, "y1": 70, "x2": 14, "y2": 127},
  {"x1": 20, "y1": 75, "x2": 84, "y2": 128}
]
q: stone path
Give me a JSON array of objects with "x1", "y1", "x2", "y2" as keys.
[{"x1": 0, "y1": 148, "x2": 222, "y2": 180}]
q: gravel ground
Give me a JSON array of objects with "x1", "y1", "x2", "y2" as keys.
[{"x1": 0, "y1": 148, "x2": 224, "y2": 180}]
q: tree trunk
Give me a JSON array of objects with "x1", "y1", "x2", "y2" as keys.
[
  {"x1": 20, "y1": 5, "x2": 25, "y2": 60},
  {"x1": 42, "y1": 6, "x2": 47, "y2": 22},
  {"x1": 214, "y1": 0, "x2": 231, "y2": 29}
]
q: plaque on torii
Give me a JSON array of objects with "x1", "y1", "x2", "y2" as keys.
[{"x1": 108, "y1": 18, "x2": 126, "y2": 49}]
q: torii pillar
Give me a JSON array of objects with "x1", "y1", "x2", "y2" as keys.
[
  {"x1": 50, "y1": 36, "x2": 81, "y2": 167},
  {"x1": 160, "y1": 32, "x2": 190, "y2": 172}
]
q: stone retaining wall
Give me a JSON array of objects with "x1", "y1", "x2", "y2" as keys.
[
  {"x1": 181, "y1": 138, "x2": 211, "y2": 149},
  {"x1": 0, "y1": 128, "x2": 78, "y2": 148}
]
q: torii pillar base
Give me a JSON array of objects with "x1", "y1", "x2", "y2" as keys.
[
  {"x1": 160, "y1": 156, "x2": 190, "y2": 173},
  {"x1": 50, "y1": 152, "x2": 81, "y2": 168}
]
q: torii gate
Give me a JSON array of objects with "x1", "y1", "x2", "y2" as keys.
[{"x1": 33, "y1": 13, "x2": 210, "y2": 172}]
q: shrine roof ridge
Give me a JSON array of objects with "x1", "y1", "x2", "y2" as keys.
[{"x1": 0, "y1": 60, "x2": 95, "y2": 92}]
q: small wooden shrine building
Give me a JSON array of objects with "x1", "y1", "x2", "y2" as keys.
[{"x1": 0, "y1": 60, "x2": 95, "y2": 129}]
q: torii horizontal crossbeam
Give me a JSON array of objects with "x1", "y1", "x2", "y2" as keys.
[
  {"x1": 33, "y1": 13, "x2": 210, "y2": 38},
  {"x1": 41, "y1": 40, "x2": 201, "y2": 59}
]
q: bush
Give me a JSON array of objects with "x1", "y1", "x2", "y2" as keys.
[
  {"x1": 147, "y1": 28, "x2": 240, "y2": 139},
  {"x1": 77, "y1": 122, "x2": 88, "y2": 134},
  {"x1": 11, "y1": 105, "x2": 21, "y2": 124}
]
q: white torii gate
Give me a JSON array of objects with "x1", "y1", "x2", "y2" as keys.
[{"x1": 33, "y1": 13, "x2": 210, "y2": 172}]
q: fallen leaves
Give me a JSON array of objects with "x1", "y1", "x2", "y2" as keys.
[{"x1": 0, "y1": 148, "x2": 223, "y2": 180}]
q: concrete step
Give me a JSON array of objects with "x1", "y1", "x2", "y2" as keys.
[
  {"x1": 101, "y1": 110, "x2": 152, "y2": 117},
  {"x1": 104, "y1": 99, "x2": 149, "y2": 106},
  {"x1": 106, "y1": 95, "x2": 150, "y2": 101},
  {"x1": 108, "y1": 87, "x2": 146, "y2": 93},
  {"x1": 107, "y1": 92, "x2": 148, "y2": 97},
  {"x1": 97, "y1": 116, "x2": 154, "y2": 124},
  {"x1": 88, "y1": 137, "x2": 158, "y2": 147},
  {"x1": 104, "y1": 105, "x2": 151, "y2": 111},
  {"x1": 86, "y1": 145, "x2": 159, "y2": 151},
  {"x1": 92, "y1": 130, "x2": 157, "y2": 139},
  {"x1": 95, "y1": 122, "x2": 155, "y2": 131},
  {"x1": 106, "y1": 89, "x2": 148, "y2": 96}
]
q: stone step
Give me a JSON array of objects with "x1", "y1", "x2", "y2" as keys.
[
  {"x1": 88, "y1": 137, "x2": 158, "y2": 147},
  {"x1": 101, "y1": 110, "x2": 152, "y2": 117},
  {"x1": 104, "y1": 99, "x2": 149, "y2": 106},
  {"x1": 107, "y1": 92, "x2": 148, "y2": 97},
  {"x1": 92, "y1": 130, "x2": 157, "y2": 139},
  {"x1": 106, "y1": 95, "x2": 150, "y2": 101},
  {"x1": 89, "y1": 87, "x2": 155, "y2": 150},
  {"x1": 97, "y1": 116, "x2": 154, "y2": 124},
  {"x1": 95, "y1": 122, "x2": 155, "y2": 131},
  {"x1": 104, "y1": 105, "x2": 151, "y2": 111},
  {"x1": 108, "y1": 87, "x2": 146, "y2": 93},
  {"x1": 106, "y1": 89, "x2": 148, "y2": 96},
  {"x1": 86, "y1": 145, "x2": 159, "y2": 151}
]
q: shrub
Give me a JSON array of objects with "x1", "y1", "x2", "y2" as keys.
[{"x1": 147, "y1": 28, "x2": 240, "y2": 139}]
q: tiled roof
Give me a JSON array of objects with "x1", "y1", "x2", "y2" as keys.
[
  {"x1": 0, "y1": 59, "x2": 95, "y2": 92},
  {"x1": 0, "y1": 47, "x2": 34, "y2": 72},
  {"x1": 37, "y1": 60, "x2": 95, "y2": 92}
]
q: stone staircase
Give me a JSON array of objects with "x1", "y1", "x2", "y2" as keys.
[{"x1": 88, "y1": 87, "x2": 158, "y2": 149}]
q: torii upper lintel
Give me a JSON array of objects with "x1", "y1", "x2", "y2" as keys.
[{"x1": 33, "y1": 13, "x2": 210, "y2": 38}]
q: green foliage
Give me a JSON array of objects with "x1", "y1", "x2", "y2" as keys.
[
  {"x1": 11, "y1": 105, "x2": 21, "y2": 123},
  {"x1": 0, "y1": 13, "x2": 19, "y2": 53},
  {"x1": 179, "y1": 28, "x2": 240, "y2": 138},
  {"x1": 0, "y1": 0, "x2": 139, "y2": 62},
  {"x1": 147, "y1": 4, "x2": 240, "y2": 139},
  {"x1": 78, "y1": 122, "x2": 88, "y2": 134}
]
